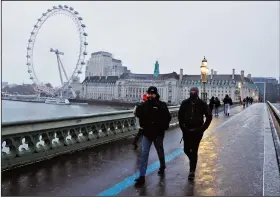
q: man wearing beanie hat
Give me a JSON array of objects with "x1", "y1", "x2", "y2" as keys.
[
  {"x1": 178, "y1": 86, "x2": 212, "y2": 180},
  {"x1": 134, "y1": 86, "x2": 171, "y2": 186}
]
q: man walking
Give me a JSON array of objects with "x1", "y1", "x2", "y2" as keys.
[
  {"x1": 223, "y1": 94, "x2": 233, "y2": 116},
  {"x1": 134, "y1": 86, "x2": 171, "y2": 186},
  {"x1": 178, "y1": 87, "x2": 212, "y2": 180}
]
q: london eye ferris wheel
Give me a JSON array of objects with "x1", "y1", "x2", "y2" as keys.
[{"x1": 26, "y1": 4, "x2": 88, "y2": 97}]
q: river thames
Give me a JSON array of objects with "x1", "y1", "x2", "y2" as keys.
[{"x1": 2, "y1": 100, "x2": 127, "y2": 123}]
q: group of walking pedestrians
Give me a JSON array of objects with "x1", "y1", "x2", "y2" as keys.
[
  {"x1": 132, "y1": 86, "x2": 213, "y2": 186},
  {"x1": 242, "y1": 96, "x2": 253, "y2": 108},
  {"x1": 209, "y1": 96, "x2": 221, "y2": 117},
  {"x1": 132, "y1": 86, "x2": 256, "y2": 187},
  {"x1": 209, "y1": 94, "x2": 233, "y2": 117}
]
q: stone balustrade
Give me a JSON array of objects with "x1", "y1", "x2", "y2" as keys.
[
  {"x1": 1, "y1": 106, "x2": 180, "y2": 171},
  {"x1": 267, "y1": 101, "x2": 280, "y2": 123}
]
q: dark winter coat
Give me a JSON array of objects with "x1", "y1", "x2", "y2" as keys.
[
  {"x1": 223, "y1": 96, "x2": 233, "y2": 105},
  {"x1": 135, "y1": 99, "x2": 171, "y2": 141},
  {"x1": 178, "y1": 97, "x2": 212, "y2": 134},
  {"x1": 214, "y1": 98, "x2": 221, "y2": 108}
]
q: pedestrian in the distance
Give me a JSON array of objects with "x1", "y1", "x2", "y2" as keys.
[
  {"x1": 209, "y1": 96, "x2": 215, "y2": 114},
  {"x1": 223, "y1": 94, "x2": 233, "y2": 116},
  {"x1": 214, "y1": 97, "x2": 221, "y2": 117},
  {"x1": 178, "y1": 87, "x2": 212, "y2": 180},
  {"x1": 132, "y1": 94, "x2": 149, "y2": 149},
  {"x1": 134, "y1": 86, "x2": 171, "y2": 186}
]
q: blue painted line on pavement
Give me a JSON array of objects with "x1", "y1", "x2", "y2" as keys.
[
  {"x1": 97, "y1": 110, "x2": 240, "y2": 196},
  {"x1": 97, "y1": 147, "x2": 184, "y2": 196}
]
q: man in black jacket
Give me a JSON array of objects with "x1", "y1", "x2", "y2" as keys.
[
  {"x1": 134, "y1": 86, "x2": 172, "y2": 186},
  {"x1": 178, "y1": 87, "x2": 212, "y2": 180}
]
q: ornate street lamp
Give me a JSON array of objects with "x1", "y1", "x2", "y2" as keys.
[{"x1": 200, "y1": 56, "x2": 209, "y2": 102}]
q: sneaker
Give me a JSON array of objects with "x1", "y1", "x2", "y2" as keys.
[
  {"x1": 134, "y1": 176, "x2": 145, "y2": 186},
  {"x1": 188, "y1": 172, "x2": 195, "y2": 180}
]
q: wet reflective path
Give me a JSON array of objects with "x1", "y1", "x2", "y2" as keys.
[{"x1": 2, "y1": 104, "x2": 280, "y2": 196}]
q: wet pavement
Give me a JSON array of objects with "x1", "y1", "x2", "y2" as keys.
[{"x1": 2, "y1": 104, "x2": 280, "y2": 196}]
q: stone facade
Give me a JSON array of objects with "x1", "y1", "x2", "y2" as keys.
[{"x1": 81, "y1": 69, "x2": 259, "y2": 105}]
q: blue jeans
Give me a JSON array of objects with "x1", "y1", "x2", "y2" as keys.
[{"x1": 139, "y1": 135, "x2": 166, "y2": 176}]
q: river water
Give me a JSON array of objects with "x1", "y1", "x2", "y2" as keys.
[{"x1": 2, "y1": 100, "x2": 125, "y2": 123}]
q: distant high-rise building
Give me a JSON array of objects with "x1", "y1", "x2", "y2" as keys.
[
  {"x1": 252, "y1": 77, "x2": 279, "y2": 102},
  {"x1": 85, "y1": 51, "x2": 130, "y2": 78}
]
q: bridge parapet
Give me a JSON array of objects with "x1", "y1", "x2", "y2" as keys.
[
  {"x1": 1, "y1": 106, "x2": 180, "y2": 171},
  {"x1": 267, "y1": 101, "x2": 280, "y2": 123}
]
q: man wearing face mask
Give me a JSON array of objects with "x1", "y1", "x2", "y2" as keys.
[
  {"x1": 134, "y1": 86, "x2": 171, "y2": 186},
  {"x1": 178, "y1": 87, "x2": 212, "y2": 180}
]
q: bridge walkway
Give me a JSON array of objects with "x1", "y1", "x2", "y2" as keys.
[{"x1": 2, "y1": 103, "x2": 280, "y2": 196}]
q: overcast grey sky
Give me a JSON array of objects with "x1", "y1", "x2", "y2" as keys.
[{"x1": 2, "y1": 1, "x2": 280, "y2": 86}]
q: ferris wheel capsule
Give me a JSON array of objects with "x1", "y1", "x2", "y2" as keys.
[
  {"x1": 26, "y1": 55, "x2": 30, "y2": 58},
  {"x1": 78, "y1": 17, "x2": 83, "y2": 20},
  {"x1": 64, "y1": 5, "x2": 68, "y2": 8},
  {"x1": 69, "y1": 7, "x2": 74, "y2": 11},
  {"x1": 47, "y1": 9, "x2": 51, "y2": 12},
  {"x1": 74, "y1": 11, "x2": 79, "y2": 15},
  {"x1": 30, "y1": 77, "x2": 34, "y2": 80},
  {"x1": 78, "y1": 70, "x2": 82, "y2": 74},
  {"x1": 83, "y1": 33, "x2": 88, "y2": 36},
  {"x1": 83, "y1": 52, "x2": 87, "y2": 55},
  {"x1": 42, "y1": 13, "x2": 47, "y2": 16},
  {"x1": 81, "y1": 62, "x2": 85, "y2": 65},
  {"x1": 38, "y1": 18, "x2": 42, "y2": 21},
  {"x1": 58, "y1": 5, "x2": 63, "y2": 8},
  {"x1": 34, "y1": 25, "x2": 38, "y2": 28},
  {"x1": 53, "y1": 6, "x2": 57, "y2": 9},
  {"x1": 28, "y1": 70, "x2": 32, "y2": 73},
  {"x1": 81, "y1": 24, "x2": 86, "y2": 28},
  {"x1": 84, "y1": 42, "x2": 88, "y2": 46}
]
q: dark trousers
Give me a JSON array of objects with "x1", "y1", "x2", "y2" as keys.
[
  {"x1": 183, "y1": 132, "x2": 203, "y2": 173},
  {"x1": 133, "y1": 128, "x2": 143, "y2": 145},
  {"x1": 139, "y1": 135, "x2": 166, "y2": 176}
]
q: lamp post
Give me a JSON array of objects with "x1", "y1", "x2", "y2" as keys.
[{"x1": 200, "y1": 56, "x2": 209, "y2": 103}]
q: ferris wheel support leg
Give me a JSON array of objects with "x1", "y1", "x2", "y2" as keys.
[
  {"x1": 58, "y1": 56, "x2": 69, "y2": 81},
  {"x1": 56, "y1": 54, "x2": 64, "y2": 86},
  {"x1": 70, "y1": 87, "x2": 77, "y2": 98}
]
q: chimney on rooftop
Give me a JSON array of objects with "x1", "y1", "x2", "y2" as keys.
[
  {"x1": 232, "y1": 69, "x2": 235, "y2": 80},
  {"x1": 241, "y1": 70, "x2": 244, "y2": 78},
  {"x1": 211, "y1": 69, "x2": 213, "y2": 80},
  {"x1": 179, "y1": 69, "x2": 183, "y2": 81}
]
